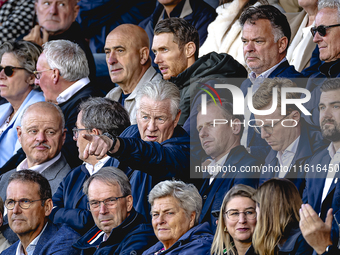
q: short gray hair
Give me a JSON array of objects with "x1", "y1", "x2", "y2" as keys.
[
  {"x1": 21, "y1": 101, "x2": 65, "y2": 130},
  {"x1": 135, "y1": 80, "x2": 180, "y2": 120},
  {"x1": 318, "y1": 0, "x2": 340, "y2": 19},
  {"x1": 83, "y1": 167, "x2": 131, "y2": 197},
  {"x1": 43, "y1": 40, "x2": 89, "y2": 81},
  {"x1": 148, "y1": 180, "x2": 202, "y2": 225},
  {"x1": 79, "y1": 97, "x2": 130, "y2": 136},
  {"x1": 0, "y1": 196, "x2": 3, "y2": 217},
  {"x1": 0, "y1": 41, "x2": 42, "y2": 86}
]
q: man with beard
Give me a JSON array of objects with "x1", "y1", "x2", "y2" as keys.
[{"x1": 303, "y1": 79, "x2": 340, "y2": 223}]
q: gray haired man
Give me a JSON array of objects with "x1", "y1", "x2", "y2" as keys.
[{"x1": 34, "y1": 39, "x2": 103, "y2": 168}]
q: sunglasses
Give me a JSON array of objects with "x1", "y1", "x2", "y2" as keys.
[
  {"x1": 0, "y1": 66, "x2": 28, "y2": 77},
  {"x1": 310, "y1": 24, "x2": 340, "y2": 37}
]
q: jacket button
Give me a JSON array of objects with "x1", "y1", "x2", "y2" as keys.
[{"x1": 203, "y1": 195, "x2": 207, "y2": 199}]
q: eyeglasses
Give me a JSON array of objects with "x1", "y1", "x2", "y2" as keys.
[
  {"x1": 72, "y1": 128, "x2": 91, "y2": 139},
  {"x1": 224, "y1": 209, "x2": 257, "y2": 221},
  {"x1": 33, "y1": 69, "x2": 53, "y2": 79},
  {"x1": 310, "y1": 24, "x2": 340, "y2": 37},
  {"x1": 5, "y1": 198, "x2": 44, "y2": 210},
  {"x1": 87, "y1": 196, "x2": 127, "y2": 211},
  {"x1": 0, "y1": 66, "x2": 28, "y2": 77},
  {"x1": 253, "y1": 114, "x2": 290, "y2": 135}
]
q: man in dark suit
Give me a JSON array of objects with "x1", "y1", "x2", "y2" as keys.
[
  {"x1": 239, "y1": 5, "x2": 304, "y2": 159},
  {"x1": 303, "y1": 79, "x2": 340, "y2": 227},
  {"x1": 196, "y1": 99, "x2": 260, "y2": 232},
  {"x1": 1, "y1": 170, "x2": 80, "y2": 255},
  {"x1": 252, "y1": 78, "x2": 325, "y2": 195},
  {"x1": 35, "y1": 40, "x2": 103, "y2": 168}
]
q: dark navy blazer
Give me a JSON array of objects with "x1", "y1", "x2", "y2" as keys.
[{"x1": 199, "y1": 145, "x2": 260, "y2": 232}]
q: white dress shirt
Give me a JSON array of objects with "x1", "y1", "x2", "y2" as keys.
[
  {"x1": 208, "y1": 153, "x2": 229, "y2": 185},
  {"x1": 16, "y1": 153, "x2": 61, "y2": 174},
  {"x1": 84, "y1": 156, "x2": 111, "y2": 176},
  {"x1": 15, "y1": 223, "x2": 48, "y2": 255},
  {"x1": 276, "y1": 136, "x2": 300, "y2": 178},
  {"x1": 56, "y1": 77, "x2": 90, "y2": 104}
]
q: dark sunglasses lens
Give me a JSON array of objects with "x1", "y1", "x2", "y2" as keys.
[
  {"x1": 0, "y1": 66, "x2": 14, "y2": 77},
  {"x1": 318, "y1": 26, "x2": 327, "y2": 36}
]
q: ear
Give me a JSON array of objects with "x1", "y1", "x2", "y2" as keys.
[
  {"x1": 185, "y1": 42, "x2": 196, "y2": 59},
  {"x1": 44, "y1": 198, "x2": 53, "y2": 217},
  {"x1": 291, "y1": 110, "x2": 301, "y2": 122},
  {"x1": 52, "y1": 69, "x2": 60, "y2": 84},
  {"x1": 61, "y1": 128, "x2": 67, "y2": 145},
  {"x1": 189, "y1": 211, "x2": 196, "y2": 228},
  {"x1": 17, "y1": 126, "x2": 22, "y2": 144},
  {"x1": 26, "y1": 74, "x2": 35, "y2": 85},
  {"x1": 126, "y1": 195, "x2": 133, "y2": 212},
  {"x1": 278, "y1": 36, "x2": 288, "y2": 54},
  {"x1": 92, "y1": 128, "x2": 100, "y2": 135},
  {"x1": 173, "y1": 110, "x2": 181, "y2": 128},
  {"x1": 231, "y1": 118, "x2": 242, "y2": 135},
  {"x1": 140, "y1": 47, "x2": 149, "y2": 65},
  {"x1": 73, "y1": 4, "x2": 80, "y2": 21}
]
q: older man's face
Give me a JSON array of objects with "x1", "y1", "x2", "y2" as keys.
[
  {"x1": 137, "y1": 96, "x2": 180, "y2": 143},
  {"x1": 313, "y1": 8, "x2": 340, "y2": 62},
  {"x1": 242, "y1": 19, "x2": 286, "y2": 76},
  {"x1": 17, "y1": 106, "x2": 66, "y2": 167},
  {"x1": 35, "y1": 0, "x2": 79, "y2": 35}
]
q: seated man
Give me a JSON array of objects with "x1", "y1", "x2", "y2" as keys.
[
  {"x1": 73, "y1": 167, "x2": 157, "y2": 254},
  {"x1": 81, "y1": 80, "x2": 190, "y2": 221},
  {"x1": 253, "y1": 78, "x2": 325, "y2": 195},
  {"x1": 22, "y1": 0, "x2": 96, "y2": 81},
  {"x1": 50, "y1": 97, "x2": 131, "y2": 235},
  {"x1": 1, "y1": 170, "x2": 80, "y2": 255},
  {"x1": 239, "y1": 5, "x2": 303, "y2": 159},
  {"x1": 35, "y1": 40, "x2": 103, "y2": 168},
  {"x1": 0, "y1": 101, "x2": 70, "y2": 199},
  {"x1": 196, "y1": 99, "x2": 260, "y2": 231},
  {"x1": 104, "y1": 24, "x2": 161, "y2": 124}
]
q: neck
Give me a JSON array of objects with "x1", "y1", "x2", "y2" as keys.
[
  {"x1": 162, "y1": 0, "x2": 182, "y2": 17},
  {"x1": 234, "y1": 240, "x2": 251, "y2": 255},
  {"x1": 307, "y1": 14, "x2": 316, "y2": 27},
  {"x1": 214, "y1": 140, "x2": 240, "y2": 162},
  {"x1": 118, "y1": 66, "x2": 148, "y2": 94},
  {"x1": 19, "y1": 220, "x2": 47, "y2": 253},
  {"x1": 8, "y1": 87, "x2": 33, "y2": 114}
]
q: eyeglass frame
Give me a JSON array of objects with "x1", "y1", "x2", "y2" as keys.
[
  {"x1": 0, "y1": 65, "x2": 30, "y2": 77},
  {"x1": 72, "y1": 128, "x2": 91, "y2": 139},
  {"x1": 223, "y1": 209, "x2": 257, "y2": 221},
  {"x1": 33, "y1": 69, "x2": 53, "y2": 79},
  {"x1": 5, "y1": 198, "x2": 45, "y2": 210},
  {"x1": 310, "y1": 24, "x2": 340, "y2": 37},
  {"x1": 87, "y1": 196, "x2": 128, "y2": 211},
  {"x1": 253, "y1": 113, "x2": 291, "y2": 135}
]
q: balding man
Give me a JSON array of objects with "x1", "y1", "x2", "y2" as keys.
[{"x1": 104, "y1": 24, "x2": 161, "y2": 124}]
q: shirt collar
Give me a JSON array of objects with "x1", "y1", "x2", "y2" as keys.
[
  {"x1": 56, "y1": 77, "x2": 90, "y2": 104},
  {"x1": 84, "y1": 156, "x2": 111, "y2": 175},
  {"x1": 249, "y1": 57, "x2": 287, "y2": 85},
  {"x1": 276, "y1": 136, "x2": 300, "y2": 158},
  {"x1": 16, "y1": 222, "x2": 48, "y2": 255},
  {"x1": 16, "y1": 153, "x2": 61, "y2": 174},
  {"x1": 327, "y1": 142, "x2": 340, "y2": 159},
  {"x1": 208, "y1": 153, "x2": 229, "y2": 176}
]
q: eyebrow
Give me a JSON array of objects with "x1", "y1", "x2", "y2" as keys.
[
  {"x1": 104, "y1": 45, "x2": 125, "y2": 51},
  {"x1": 319, "y1": 101, "x2": 340, "y2": 106},
  {"x1": 227, "y1": 207, "x2": 255, "y2": 211}
]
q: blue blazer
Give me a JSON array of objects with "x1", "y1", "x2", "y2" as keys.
[
  {"x1": 199, "y1": 145, "x2": 260, "y2": 232},
  {"x1": 0, "y1": 90, "x2": 44, "y2": 168},
  {"x1": 1, "y1": 221, "x2": 81, "y2": 255},
  {"x1": 260, "y1": 119, "x2": 325, "y2": 195},
  {"x1": 50, "y1": 157, "x2": 119, "y2": 235},
  {"x1": 239, "y1": 60, "x2": 304, "y2": 160}
]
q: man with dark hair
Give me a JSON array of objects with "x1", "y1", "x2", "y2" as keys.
[
  {"x1": 196, "y1": 99, "x2": 259, "y2": 232},
  {"x1": 252, "y1": 78, "x2": 324, "y2": 194},
  {"x1": 139, "y1": 0, "x2": 216, "y2": 69},
  {"x1": 238, "y1": 5, "x2": 303, "y2": 159},
  {"x1": 73, "y1": 167, "x2": 157, "y2": 254},
  {"x1": 152, "y1": 17, "x2": 248, "y2": 126},
  {"x1": 50, "y1": 97, "x2": 131, "y2": 235},
  {"x1": 1, "y1": 170, "x2": 80, "y2": 255}
]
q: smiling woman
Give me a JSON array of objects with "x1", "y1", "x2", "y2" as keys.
[
  {"x1": 142, "y1": 180, "x2": 214, "y2": 255},
  {"x1": 0, "y1": 41, "x2": 44, "y2": 169}
]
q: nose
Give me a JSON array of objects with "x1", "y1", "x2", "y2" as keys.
[
  {"x1": 153, "y1": 52, "x2": 161, "y2": 65},
  {"x1": 107, "y1": 52, "x2": 117, "y2": 66},
  {"x1": 260, "y1": 128, "x2": 270, "y2": 139},
  {"x1": 155, "y1": 213, "x2": 165, "y2": 225},
  {"x1": 99, "y1": 202, "x2": 109, "y2": 214},
  {"x1": 36, "y1": 131, "x2": 47, "y2": 143},
  {"x1": 0, "y1": 69, "x2": 6, "y2": 79},
  {"x1": 313, "y1": 31, "x2": 322, "y2": 43},
  {"x1": 244, "y1": 41, "x2": 255, "y2": 53},
  {"x1": 238, "y1": 212, "x2": 247, "y2": 223},
  {"x1": 199, "y1": 126, "x2": 208, "y2": 138},
  {"x1": 48, "y1": 2, "x2": 58, "y2": 14},
  {"x1": 34, "y1": 77, "x2": 40, "y2": 87},
  {"x1": 147, "y1": 118, "x2": 158, "y2": 132},
  {"x1": 12, "y1": 202, "x2": 22, "y2": 214}
]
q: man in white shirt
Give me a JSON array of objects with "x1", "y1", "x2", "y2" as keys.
[
  {"x1": 253, "y1": 78, "x2": 324, "y2": 194},
  {"x1": 34, "y1": 40, "x2": 103, "y2": 168},
  {"x1": 1, "y1": 170, "x2": 80, "y2": 255},
  {"x1": 50, "y1": 97, "x2": 131, "y2": 235}
]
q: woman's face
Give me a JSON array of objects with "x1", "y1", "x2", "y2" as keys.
[
  {"x1": 224, "y1": 196, "x2": 257, "y2": 244},
  {"x1": 0, "y1": 53, "x2": 33, "y2": 103},
  {"x1": 151, "y1": 196, "x2": 195, "y2": 250}
]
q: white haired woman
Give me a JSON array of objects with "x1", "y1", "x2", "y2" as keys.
[{"x1": 142, "y1": 180, "x2": 213, "y2": 255}]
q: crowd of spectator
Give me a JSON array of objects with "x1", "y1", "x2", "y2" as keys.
[{"x1": 0, "y1": 0, "x2": 339, "y2": 254}]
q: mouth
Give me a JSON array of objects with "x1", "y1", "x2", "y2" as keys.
[
  {"x1": 146, "y1": 135, "x2": 158, "y2": 141},
  {"x1": 236, "y1": 228, "x2": 250, "y2": 232},
  {"x1": 159, "y1": 66, "x2": 168, "y2": 74},
  {"x1": 202, "y1": 140, "x2": 212, "y2": 147}
]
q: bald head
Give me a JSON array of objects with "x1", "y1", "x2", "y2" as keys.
[{"x1": 104, "y1": 24, "x2": 151, "y2": 92}]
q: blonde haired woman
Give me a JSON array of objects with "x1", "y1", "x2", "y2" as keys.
[{"x1": 211, "y1": 184, "x2": 257, "y2": 255}]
